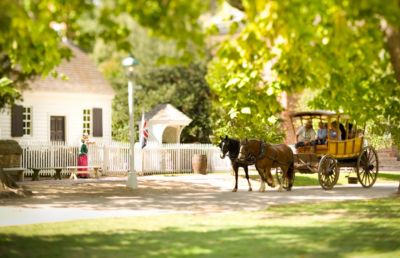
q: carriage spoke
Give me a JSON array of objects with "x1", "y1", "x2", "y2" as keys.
[
  {"x1": 367, "y1": 149, "x2": 372, "y2": 161},
  {"x1": 318, "y1": 155, "x2": 339, "y2": 190},
  {"x1": 357, "y1": 146, "x2": 379, "y2": 188},
  {"x1": 365, "y1": 172, "x2": 370, "y2": 185},
  {"x1": 367, "y1": 173, "x2": 372, "y2": 185}
]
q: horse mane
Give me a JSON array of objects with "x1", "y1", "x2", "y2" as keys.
[{"x1": 226, "y1": 137, "x2": 240, "y2": 160}]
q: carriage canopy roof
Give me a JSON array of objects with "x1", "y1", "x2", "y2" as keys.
[{"x1": 290, "y1": 110, "x2": 350, "y2": 119}]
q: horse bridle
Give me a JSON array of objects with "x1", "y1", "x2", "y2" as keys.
[
  {"x1": 240, "y1": 140, "x2": 266, "y2": 164},
  {"x1": 220, "y1": 140, "x2": 228, "y2": 159}
]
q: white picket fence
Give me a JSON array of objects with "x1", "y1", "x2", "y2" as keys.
[{"x1": 18, "y1": 141, "x2": 231, "y2": 177}]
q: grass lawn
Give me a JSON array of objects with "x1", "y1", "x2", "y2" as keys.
[
  {"x1": 243, "y1": 171, "x2": 400, "y2": 187},
  {"x1": 0, "y1": 197, "x2": 399, "y2": 258}
]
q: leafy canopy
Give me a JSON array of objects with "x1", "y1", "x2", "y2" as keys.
[
  {"x1": 2, "y1": 0, "x2": 400, "y2": 145},
  {"x1": 207, "y1": 0, "x2": 400, "y2": 143},
  {"x1": 0, "y1": 0, "x2": 209, "y2": 108}
]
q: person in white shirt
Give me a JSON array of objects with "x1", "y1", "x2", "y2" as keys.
[{"x1": 295, "y1": 120, "x2": 316, "y2": 149}]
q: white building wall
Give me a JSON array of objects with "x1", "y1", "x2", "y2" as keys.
[
  {"x1": 0, "y1": 91, "x2": 113, "y2": 143},
  {"x1": 0, "y1": 108, "x2": 11, "y2": 138}
]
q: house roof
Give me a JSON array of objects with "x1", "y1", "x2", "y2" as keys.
[
  {"x1": 145, "y1": 104, "x2": 192, "y2": 125},
  {"x1": 29, "y1": 43, "x2": 114, "y2": 95}
]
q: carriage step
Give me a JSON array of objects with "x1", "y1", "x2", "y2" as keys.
[{"x1": 347, "y1": 176, "x2": 358, "y2": 184}]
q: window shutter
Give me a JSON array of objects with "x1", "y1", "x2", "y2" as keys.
[
  {"x1": 11, "y1": 105, "x2": 24, "y2": 137},
  {"x1": 92, "y1": 108, "x2": 103, "y2": 137}
]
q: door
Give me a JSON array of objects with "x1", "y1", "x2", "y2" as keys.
[{"x1": 50, "y1": 116, "x2": 65, "y2": 142}]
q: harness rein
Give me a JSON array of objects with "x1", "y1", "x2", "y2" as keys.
[{"x1": 247, "y1": 140, "x2": 292, "y2": 166}]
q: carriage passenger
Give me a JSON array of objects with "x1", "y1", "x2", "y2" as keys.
[
  {"x1": 315, "y1": 122, "x2": 327, "y2": 144},
  {"x1": 329, "y1": 121, "x2": 341, "y2": 140},
  {"x1": 339, "y1": 123, "x2": 347, "y2": 140},
  {"x1": 347, "y1": 123, "x2": 355, "y2": 139},
  {"x1": 295, "y1": 120, "x2": 316, "y2": 149}
]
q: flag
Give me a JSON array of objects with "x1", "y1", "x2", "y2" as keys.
[{"x1": 140, "y1": 112, "x2": 148, "y2": 149}]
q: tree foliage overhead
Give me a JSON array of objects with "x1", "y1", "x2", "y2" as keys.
[
  {"x1": 109, "y1": 63, "x2": 212, "y2": 143},
  {"x1": 2, "y1": 0, "x2": 400, "y2": 145},
  {"x1": 90, "y1": 15, "x2": 212, "y2": 143},
  {"x1": 207, "y1": 0, "x2": 400, "y2": 144},
  {"x1": 0, "y1": 0, "x2": 210, "y2": 108}
]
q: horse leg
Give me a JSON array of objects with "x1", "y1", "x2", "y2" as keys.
[
  {"x1": 277, "y1": 166, "x2": 287, "y2": 192},
  {"x1": 276, "y1": 165, "x2": 290, "y2": 192},
  {"x1": 243, "y1": 165, "x2": 252, "y2": 191},
  {"x1": 256, "y1": 167, "x2": 266, "y2": 192},
  {"x1": 287, "y1": 161, "x2": 294, "y2": 191},
  {"x1": 259, "y1": 177, "x2": 266, "y2": 192},
  {"x1": 232, "y1": 163, "x2": 238, "y2": 192},
  {"x1": 265, "y1": 167, "x2": 275, "y2": 188}
]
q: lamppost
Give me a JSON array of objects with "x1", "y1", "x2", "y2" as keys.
[{"x1": 122, "y1": 56, "x2": 139, "y2": 189}]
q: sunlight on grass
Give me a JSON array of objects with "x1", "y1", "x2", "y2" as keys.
[
  {"x1": 243, "y1": 171, "x2": 399, "y2": 187},
  {"x1": 0, "y1": 198, "x2": 399, "y2": 258}
]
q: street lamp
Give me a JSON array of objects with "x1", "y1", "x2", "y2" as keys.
[{"x1": 122, "y1": 56, "x2": 139, "y2": 189}]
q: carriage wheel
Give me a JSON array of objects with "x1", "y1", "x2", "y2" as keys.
[
  {"x1": 318, "y1": 154, "x2": 339, "y2": 190},
  {"x1": 275, "y1": 168, "x2": 295, "y2": 190},
  {"x1": 356, "y1": 146, "x2": 379, "y2": 188}
]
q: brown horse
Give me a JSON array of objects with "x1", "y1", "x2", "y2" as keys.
[{"x1": 238, "y1": 139, "x2": 295, "y2": 191}]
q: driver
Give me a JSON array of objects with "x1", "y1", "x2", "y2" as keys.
[{"x1": 295, "y1": 120, "x2": 316, "y2": 149}]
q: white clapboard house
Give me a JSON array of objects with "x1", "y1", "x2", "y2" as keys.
[{"x1": 0, "y1": 43, "x2": 115, "y2": 143}]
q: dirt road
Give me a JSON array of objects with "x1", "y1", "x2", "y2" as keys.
[{"x1": 0, "y1": 174, "x2": 398, "y2": 226}]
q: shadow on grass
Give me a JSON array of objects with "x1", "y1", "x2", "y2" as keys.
[
  {"x1": 267, "y1": 197, "x2": 400, "y2": 218},
  {"x1": 379, "y1": 172, "x2": 400, "y2": 181},
  {"x1": 0, "y1": 220, "x2": 399, "y2": 258},
  {"x1": 1, "y1": 198, "x2": 400, "y2": 258}
]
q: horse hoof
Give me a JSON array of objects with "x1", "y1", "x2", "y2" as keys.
[
  {"x1": 248, "y1": 188, "x2": 253, "y2": 192},
  {"x1": 232, "y1": 188, "x2": 238, "y2": 192}
]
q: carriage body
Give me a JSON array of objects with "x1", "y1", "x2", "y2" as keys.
[{"x1": 287, "y1": 111, "x2": 379, "y2": 190}]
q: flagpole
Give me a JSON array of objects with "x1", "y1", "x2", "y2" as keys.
[{"x1": 141, "y1": 109, "x2": 145, "y2": 173}]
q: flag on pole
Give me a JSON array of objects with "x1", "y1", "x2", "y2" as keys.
[{"x1": 140, "y1": 112, "x2": 148, "y2": 149}]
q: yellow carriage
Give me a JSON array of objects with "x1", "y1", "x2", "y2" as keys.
[{"x1": 287, "y1": 111, "x2": 379, "y2": 190}]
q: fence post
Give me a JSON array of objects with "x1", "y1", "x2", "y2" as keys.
[
  {"x1": 103, "y1": 144, "x2": 109, "y2": 175},
  {"x1": 18, "y1": 141, "x2": 230, "y2": 176}
]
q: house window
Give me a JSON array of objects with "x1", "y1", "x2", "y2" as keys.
[
  {"x1": 83, "y1": 109, "x2": 91, "y2": 135},
  {"x1": 23, "y1": 107, "x2": 32, "y2": 136}
]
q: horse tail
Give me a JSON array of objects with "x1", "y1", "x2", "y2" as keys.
[{"x1": 287, "y1": 160, "x2": 295, "y2": 191}]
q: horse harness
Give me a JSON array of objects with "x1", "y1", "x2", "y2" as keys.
[{"x1": 246, "y1": 141, "x2": 292, "y2": 166}]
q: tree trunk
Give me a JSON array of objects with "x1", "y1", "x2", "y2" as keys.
[
  {"x1": 0, "y1": 167, "x2": 19, "y2": 190},
  {"x1": 382, "y1": 21, "x2": 400, "y2": 194},
  {"x1": 383, "y1": 22, "x2": 400, "y2": 84},
  {"x1": 0, "y1": 167, "x2": 31, "y2": 197},
  {"x1": 397, "y1": 177, "x2": 400, "y2": 193}
]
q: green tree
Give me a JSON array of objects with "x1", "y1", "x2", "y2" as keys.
[
  {"x1": 0, "y1": 0, "x2": 210, "y2": 190},
  {"x1": 0, "y1": 0, "x2": 210, "y2": 108},
  {"x1": 110, "y1": 63, "x2": 212, "y2": 143},
  {"x1": 90, "y1": 16, "x2": 212, "y2": 143},
  {"x1": 207, "y1": 0, "x2": 400, "y2": 144}
]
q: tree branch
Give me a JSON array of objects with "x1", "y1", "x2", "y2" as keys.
[{"x1": 227, "y1": 0, "x2": 245, "y2": 11}]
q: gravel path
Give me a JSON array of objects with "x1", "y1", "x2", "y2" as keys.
[{"x1": 0, "y1": 174, "x2": 398, "y2": 226}]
